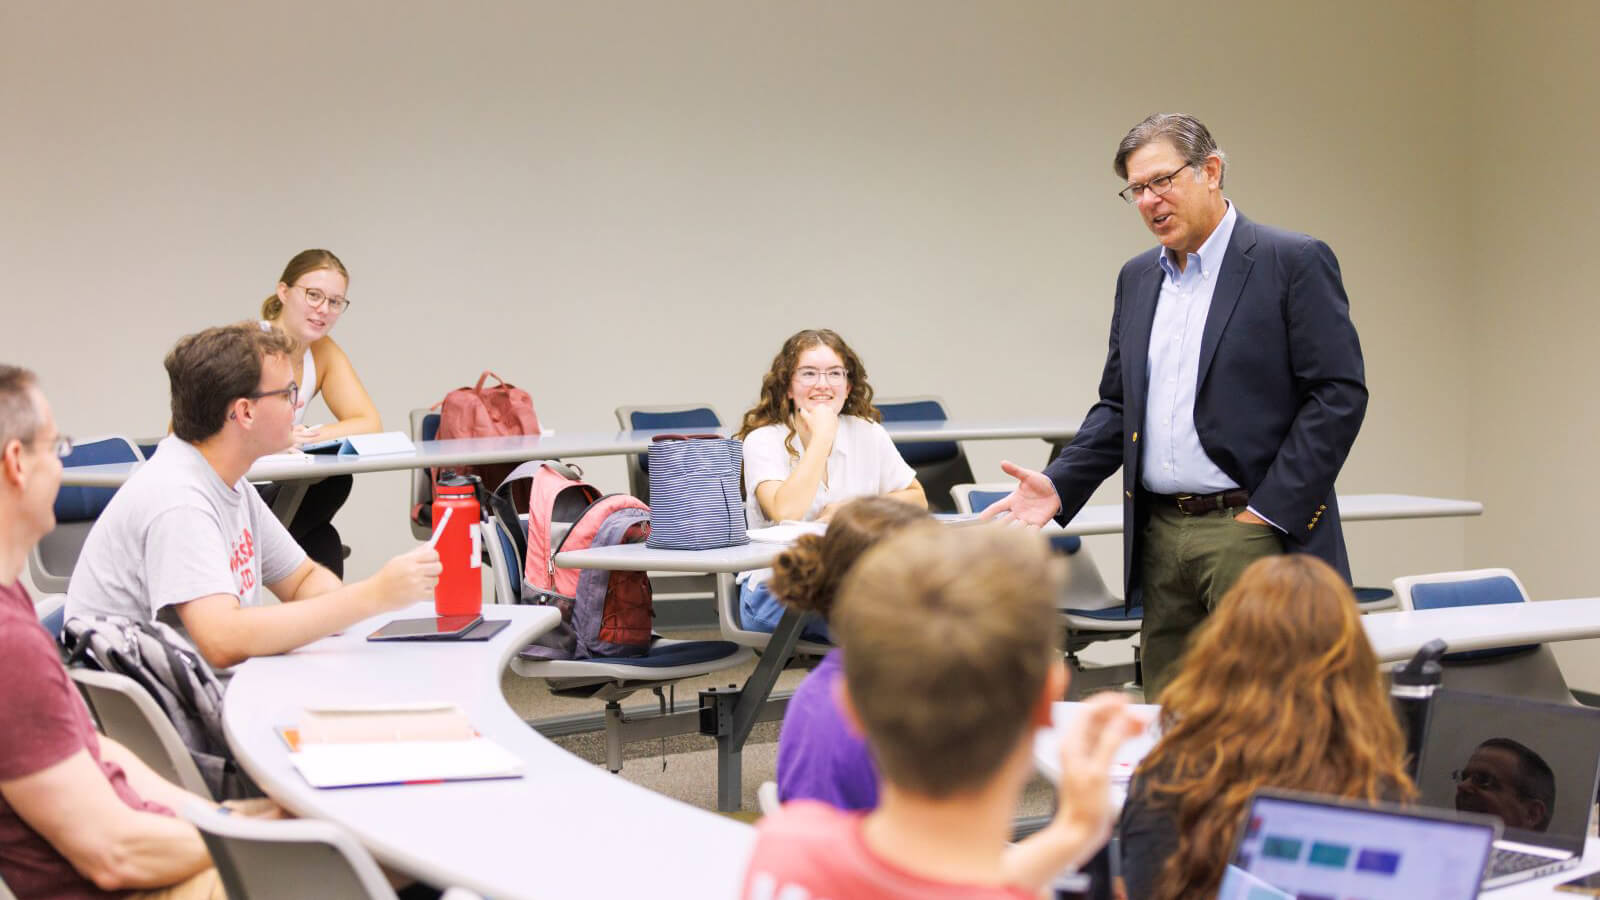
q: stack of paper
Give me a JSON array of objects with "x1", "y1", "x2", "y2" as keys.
[
  {"x1": 284, "y1": 702, "x2": 523, "y2": 788},
  {"x1": 746, "y1": 521, "x2": 828, "y2": 543}
]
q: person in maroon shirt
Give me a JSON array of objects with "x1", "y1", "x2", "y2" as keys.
[{"x1": 0, "y1": 364, "x2": 275, "y2": 900}]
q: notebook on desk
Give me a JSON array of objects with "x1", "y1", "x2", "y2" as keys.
[
  {"x1": 1219, "y1": 788, "x2": 1498, "y2": 900},
  {"x1": 282, "y1": 703, "x2": 524, "y2": 789},
  {"x1": 1413, "y1": 689, "x2": 1600, "y2": 889}
]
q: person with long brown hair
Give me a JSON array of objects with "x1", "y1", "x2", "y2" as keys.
[
  {"x1": 734, "y1": 329, "x2": 926, "y2": 639},
  {"x1": 1119, "y1": 553, "x2": 1414, "y2": 900},
  {"x1": 770, "y1": 496, "x2": 930, "y2": 810},
  {"x1": 256, "y1": 249, "x2": 380, "y2": 576}
]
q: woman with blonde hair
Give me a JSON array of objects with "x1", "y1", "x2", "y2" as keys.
[
  {"x1": 1119, "y1": 553, "x2": 1415, "y2": 900},
  {"x1": 256, "y1": 249, "x2": 380, "y2": 576},
  {"x1": 734, "y1": 329, "x2": 926, "y2": 639}
]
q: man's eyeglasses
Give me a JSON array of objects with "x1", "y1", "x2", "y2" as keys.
[
  {"x1": 1118, "y1": 162, "x2": 1194, "y2": 204},
  {"x1": 794, "y1": 367, "x2": 848, "y2": 386},
  {"x1": 43, "y1": 434, "x2": 73, "y2": 459},
  {"x1": 249, "y1": 381, "x2": 300, "y2": 408},
  {"x1": 294, "y1": 285, "x2": 351, "y2": 314},
  {"x1": 1452, "y1": 769, "x2": 1514, "y2": 794}
]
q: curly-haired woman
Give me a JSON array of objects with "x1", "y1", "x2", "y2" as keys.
[
  {"x1": 733, "y1": 329, "x2": 926, "y2": 638},
  {"x1": 1119, "y1": 553, "x2": 1415, "y2": 899}
]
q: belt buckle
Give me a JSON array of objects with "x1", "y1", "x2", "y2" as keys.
[{"x1": 1175, "y1": 493, "x2": 1196, "y2": 515}]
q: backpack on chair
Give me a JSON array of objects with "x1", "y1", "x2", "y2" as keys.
[
  {"x1": 60, "y1": 615, "x2": 260, "y2": 800},
  {"x1": 435, "y1": 371, "x2": 541, "y2": 510},
  {"x1": 488, "y1": 460, "x2": 655, "y2": 660}
]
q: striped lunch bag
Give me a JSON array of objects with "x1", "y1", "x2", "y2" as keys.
[{"x1": 645, "y1": 434, "x2": 749, "y2": 550}]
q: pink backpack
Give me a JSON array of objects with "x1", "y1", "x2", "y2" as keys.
[
  {"x1": 489, "y1": 461, "x2": 654, "y2": 659},
  {"x1": 435, "y1": 371, "x2": 540, "y2": 505}
]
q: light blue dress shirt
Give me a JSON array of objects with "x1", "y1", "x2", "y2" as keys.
[{"x1": 1140, "y1": 201, "x2": 1240, "y2": 496}]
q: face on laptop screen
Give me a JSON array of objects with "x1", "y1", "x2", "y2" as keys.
[
  {"x1": 1415, "y1": 690, "x2": 1600, "y2": 849},
  {"x1": 1223, "y1": 793, "x2": 1493, "y2": 900}
]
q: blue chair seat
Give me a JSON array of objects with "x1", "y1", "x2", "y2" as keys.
[
  {"x1": 519, "y1": 639, "x2": 742, "y2": 668},
  {"x1": 1066, "y1": 605, "x2": 1143, "y2": 622}
]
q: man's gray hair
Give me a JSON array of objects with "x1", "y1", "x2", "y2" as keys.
[
  {"x1": 0, "y1": 365, "x2": 41, "y2": 452},
  {"x1": 1114, "y1": 113, "x2": 1227, "y2": 188}
]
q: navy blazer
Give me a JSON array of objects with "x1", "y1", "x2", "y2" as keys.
[{"x1": 1044, "y1": 212, "x2": 1367, "y2": 606}]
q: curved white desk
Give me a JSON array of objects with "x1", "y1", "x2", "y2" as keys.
[
  {"x1": 223, "y1": 604, "x2": 752, "y2": 899},
  {"x1": 1361, "y1": 595, "x2": 1600, "y2": 663}
]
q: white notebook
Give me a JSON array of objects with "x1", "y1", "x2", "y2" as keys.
[{"x1": 288, "y1": 737, "x2": 524, "y2": 788}]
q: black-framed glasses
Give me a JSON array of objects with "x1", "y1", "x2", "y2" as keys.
[
  {"x1": 293, "y1": 285, "x2": 351, "y2": 314},
  {"x1": 1118, "y1": 162, "x2": 1193, "y2": 204},
  {"x1": 1451, "y1": 768, "x2": 1515, "y2": 794},
  {"x1": 248, "y1": 380, "x2": 300, "y2": 408}
]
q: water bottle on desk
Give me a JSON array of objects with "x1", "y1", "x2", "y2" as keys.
[{"x1": 431, "y1": 471, "x2": 484, "y2": 617}]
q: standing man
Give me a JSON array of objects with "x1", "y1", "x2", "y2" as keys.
[{"x1": 983, "y1": 114, "x2": 1366, "y2": 698}]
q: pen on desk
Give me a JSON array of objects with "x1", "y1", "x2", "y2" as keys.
[{"x1": 427, "y1": 506, "x2": 453, "y2": 550}]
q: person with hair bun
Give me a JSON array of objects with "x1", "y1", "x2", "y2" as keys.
[
  {"x1": 1119, "y1": 553, "x2": 1414, "y2": 900},
  {"x1": 771, "y1": 496, "x2": 930, "y2": 810},
  {"x1": 256, "y1": 249, "x2": 380, "y2": 576},
  {"x1": 735, "y1": 329, "x2": 927, "y2": 639}
]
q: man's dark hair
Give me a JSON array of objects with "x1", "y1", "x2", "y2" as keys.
[
  {"x1": 1482, "y1": 736, "x2": 1557, "y2": 831},
  {"x1": 1114, "y1": 113, "x2": 1227, "y2": 188},
  {"x1": 0, "y1": 365, "x2": 41, "y2": 450},
  {"x1": 164, "y1": 323, "x2": 295, "y2": 443}
]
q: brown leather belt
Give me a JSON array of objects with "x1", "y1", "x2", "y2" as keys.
[{"x1": 1151, "y1": 489, "x2": 1251, "y2": 516}]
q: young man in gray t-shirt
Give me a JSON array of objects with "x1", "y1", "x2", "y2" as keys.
[{"x1": 66, "y1": 323, "x2": 440, "y2": 670}]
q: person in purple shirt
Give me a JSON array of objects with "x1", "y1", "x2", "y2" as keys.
[{"x1": 771, "y1": 496, "x2": 930, "y2": 810}]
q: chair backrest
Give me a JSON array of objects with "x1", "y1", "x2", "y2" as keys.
[
  {"x1": 408, "y1": 408, "x2": 442, "y2": 539},
  {"x1": 483, "y1": 513, "x2": 522, "y2": 605},
  {"x1": 614, "y1": 404, "x2": 722, "y2": 504},
  {"x1": 183, "y1": 801, "x2": 401, "y2": 900},
  {"x1": 68, "y1": 668, "x2": 213, "y2": 799},
  {"x1": 29, "y1": 435, "x2": 143, "y2": 592},
  {"x1": 874, "y1": 397, "x2": 973, "y2": 513},
  {"x1": 757, "y1": 780, "x2": 781, "y2": 816},
  {"x1": 952, "y1": 483, "x2": 1121, "y2": 612},
  {"x1": 35, "y1": 592, "x2": 67, "y2": 642},
  {"x1": 1392, "y1": 568, "x2": 1529, "y2": 611}
]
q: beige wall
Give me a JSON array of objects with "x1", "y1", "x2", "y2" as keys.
[
  {"x1": 1467, "y1": 0, "x2": 1600, "y2": 686},
  {"x1": 7, "y1": 1, "x2": 1575, "y2": 679}
]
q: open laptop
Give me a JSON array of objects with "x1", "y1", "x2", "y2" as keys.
[
  {"x1": 1218, "y1": 788, "x2": 1499, "y2": 900},
  {"x1": 1413, "y1": 688, "x2": 1600, "y2": 889}
]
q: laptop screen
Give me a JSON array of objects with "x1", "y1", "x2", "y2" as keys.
[
  {"x1": 1414, "y1": 689, "x2": 1600, "y2": 854},
  {"x1": 1222, "y1": 790, "x2": 1496, "y2": 900}
]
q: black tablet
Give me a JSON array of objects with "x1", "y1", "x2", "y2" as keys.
[{"x1": 367, "y1": 614, "x2": 484, "y2": 642}]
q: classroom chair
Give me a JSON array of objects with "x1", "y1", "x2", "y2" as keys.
[
  {"x1": 407, "y1": 408, "x2": 442, "y2": 539},
  {"x1": 183, "y1": 802, "x2": 484, "y2": 900},
  {"x1": 69, "y1": 668, "x2": 214, "y2": 799},
  {"x1": 614, "y1": 404, "x2": 724, "y2": 608},
  {"x1": 874, "y1": 396, "x2": 976, "y2": 513},
  {"x1": 757, "y1": 780, "x2": 781, "y2": 816},
  {"x1": 614, "y1": 403, "x2": 724, "y2": 505},
  {"x1": 29, "y1": 435, "x2": 143, "y2": 593},
  {"x1": 483, "y1": 514, "x2": 753, "y2": 772},
  {"x1": 951, "y1": 484, "x2": 1141, "y2": 669},
  {"x1": 1391, "y1": 568, "x2": 1578, "y2": 705},
  {"x1": 35, "y1": 592, "x2": 66, "y2": 642}
]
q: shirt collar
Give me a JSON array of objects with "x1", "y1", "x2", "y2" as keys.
[{"x1": 1158, "y1": 199, "x2": 1236, "y2": 281}]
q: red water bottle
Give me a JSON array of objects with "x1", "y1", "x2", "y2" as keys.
[{"x1": 431, "y1": 472, "x2": 483, "y2": 617}]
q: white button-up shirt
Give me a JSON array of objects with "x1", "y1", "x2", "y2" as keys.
[{"x1": 1140, "y1": 201, "x2": 1240, "y2": 496}]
